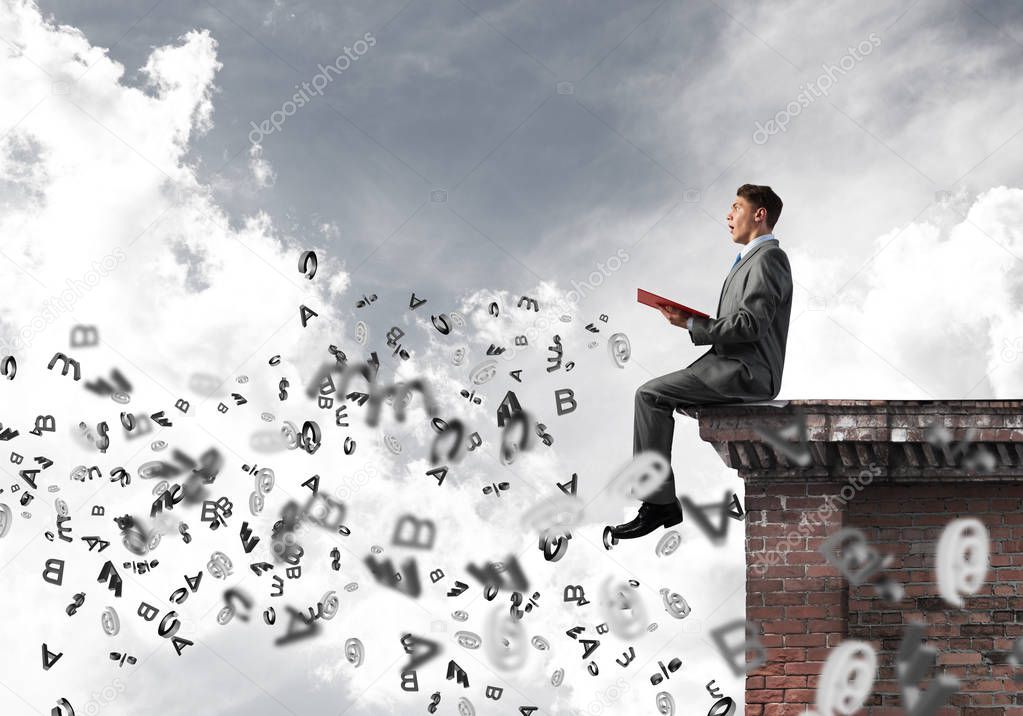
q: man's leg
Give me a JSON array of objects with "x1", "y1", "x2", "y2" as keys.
[{"x1": 634, "y1": 368, "x2": 733, "y2": 505}]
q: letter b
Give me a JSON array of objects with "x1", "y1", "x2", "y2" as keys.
[
  {"x1": 400, "y1": 670, "x2": 419, "y2": 692},
  {"x1": 43, "y1": 558, "x2": 65, "y2": 585},
  {"x1": 555, "y1": 389, "x2": 577, "y2": 416}
]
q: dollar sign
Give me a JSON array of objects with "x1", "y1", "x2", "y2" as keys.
[
  {"x1": 95, "y1": 421, "x2": 110, "y2": 453},
  {"x1": 65, "y1": 592, "x2": 85, "y2": 616},
  {"x1": 535, "y1": 422, "x2": 553, "y2": 446},
  {"x1": 428, "y1": 692, "x2": 441, "y2": 714},
  {"x1": 279, "y1": 378, "x2": 289, "y2": 401},
  {"x1": 179, "y1": 522, "x2": 192, "y2": 544},
  {"x1": 509, "y1": 591, "x2": 524, "y2": 621},
  {"x1": 330, "y1": 547, "x2": 341, "y2": 571}
]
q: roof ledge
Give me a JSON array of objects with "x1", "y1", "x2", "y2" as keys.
[{"x1": 688, "y1": 399, "x2": 1023, "y2": 482}]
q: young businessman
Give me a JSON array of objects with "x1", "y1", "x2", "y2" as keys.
[{"x1": 613, "y1": 184, "x2": 793, "y2": 540}]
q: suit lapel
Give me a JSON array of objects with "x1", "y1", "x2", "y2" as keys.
[{"x1": 715, "y1": 238, "x2": 778, "y2": 315}]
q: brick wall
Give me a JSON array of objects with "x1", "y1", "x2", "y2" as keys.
[
  {"x1": 847, "y1": 484, "x2": 1022, "y2": 714},
  {"x1": 746, "y1": 479, "x2": 847, "y2": 715},
  {"x1": 692, "y1": 400, "x2": 1023, "y2": 715}
]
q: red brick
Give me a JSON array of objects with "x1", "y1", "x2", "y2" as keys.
[
  {"x1": 766, "y1": 621, "x2": 807, "y2": 634},
  {"x1": 782, "y1": 689, "x2": 815, "y2": 703},
  {"x1": 746, "y1": 689, "x2": 784, "y2": 703},
  {"x1": 764, "y1": 592, "x2": 807, "y2": 606},
  {"x1": 764, "y1": 676, "x2": 807, "y2": 688},
  {"x1": 763, "y1": 704, "x2": 810, "y2": 716},
  {"x1": 785, "y1": 634, "x2": 827, "y2": 647},
  {"x1": 784, "y1": 606, "x2": 833, "y2": 619}
]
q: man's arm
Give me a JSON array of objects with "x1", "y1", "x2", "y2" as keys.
[{"x1": 688, "y1": 250, "x2": 789, "y2": 346}]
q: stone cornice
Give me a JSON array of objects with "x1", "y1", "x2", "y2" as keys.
[{"x1": 687, "y1": 399, "x2": 1023, "y2": 482}]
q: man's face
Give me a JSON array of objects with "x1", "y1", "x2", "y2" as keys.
[{"x1": 726, "y1": 196, "x2": 761, "y2": 243}]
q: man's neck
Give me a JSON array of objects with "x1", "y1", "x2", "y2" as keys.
[{"x1": 735, "y1": 228, "x2": 773, "y2": 246}]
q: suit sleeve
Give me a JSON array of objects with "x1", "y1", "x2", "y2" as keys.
[{"x1": 688, "y1": 250, "x2": 789, "y2": 346}]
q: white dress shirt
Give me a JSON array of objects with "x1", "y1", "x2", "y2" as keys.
[{"x1": 687, "y1": 233, "x2": 776, "y2": 330}]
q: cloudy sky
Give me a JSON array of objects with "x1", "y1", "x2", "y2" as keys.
[{"x1": 0, "y1": 0, "x2": 1022, "y2": 714}]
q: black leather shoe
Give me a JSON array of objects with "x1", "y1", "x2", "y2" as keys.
[{"x1": 613, "y1": 499, "x2": 684, "y2": 540}]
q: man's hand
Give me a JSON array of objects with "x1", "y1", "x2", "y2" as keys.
[{"x1": 657, "y1": 304, "x2": 689, "y2": 328}]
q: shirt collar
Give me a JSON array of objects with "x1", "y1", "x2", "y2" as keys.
[{"x1": 739, "y1": 232, "x2": 775, "y2": 259}]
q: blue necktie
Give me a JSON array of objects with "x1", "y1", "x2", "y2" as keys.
[{"x1": 731, "y1": 252, "x2": 741, "y2": 271}]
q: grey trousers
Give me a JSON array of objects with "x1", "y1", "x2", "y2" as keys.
[{"x1": 633, "y1": 368, "x2": 737, "y2": 505}]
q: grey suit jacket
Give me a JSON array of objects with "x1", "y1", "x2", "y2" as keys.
[{"x1": 685, "y1": 238, "x2": 792, "y2": 400}]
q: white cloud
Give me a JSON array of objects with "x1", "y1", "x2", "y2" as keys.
[
  {"x1": 247, "y1": 143, "x2": 275, "y2": 188},
  {"x1": 780, "y1": 185, "x2": 1023, "y2": 399}
]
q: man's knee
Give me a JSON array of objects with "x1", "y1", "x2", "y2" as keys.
[
  {"x1": 635, "y1": 380, "x2": 655, "y2": 404},
  {"x1": 635, "y1": 378, "x2": 667, "y2": 409}
]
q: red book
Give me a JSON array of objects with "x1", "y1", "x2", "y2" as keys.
[{"x1": 637, "y1": 288, "x2": 710, "y2": 319}]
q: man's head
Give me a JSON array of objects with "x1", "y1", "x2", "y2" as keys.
[{"x1": 727, "y1": 184, "x2": 783, "y2": 244}]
